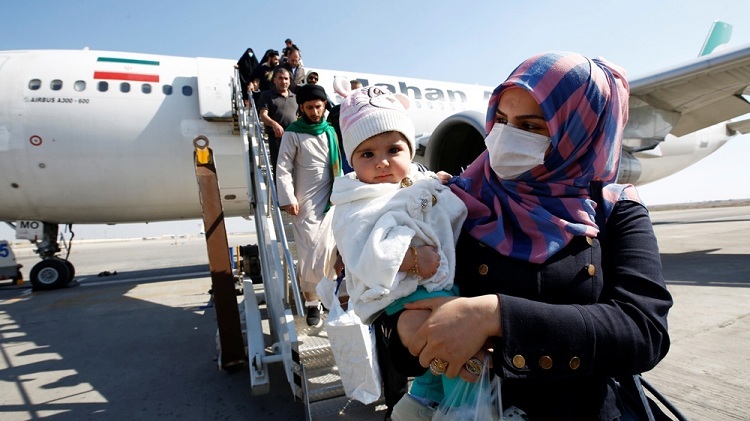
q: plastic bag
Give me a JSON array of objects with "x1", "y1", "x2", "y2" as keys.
[
  {"x1": 433, "y1": 355, "x2": 501, "y2": 421},
  {"x1": 324, "y1": 285, "x2": 382, "y2": 404},
  {"x1": 315, "y1": 275, "x2": 337, "y2": 311}
]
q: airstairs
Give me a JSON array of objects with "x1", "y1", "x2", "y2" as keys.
[{"x1": 194, "y1": 71, "x2": 388, "y2": 420}]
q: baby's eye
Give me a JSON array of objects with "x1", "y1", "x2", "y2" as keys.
[
  {"x1": 388, "y1": 147, "x2": 401, "y2": 154},
  {"x1": 361, "y1": 151, "x2": 373, "y2": 158}
]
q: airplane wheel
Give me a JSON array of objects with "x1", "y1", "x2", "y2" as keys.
[
  {"x1": 62, "y1": 259, "x2": 75, "y2": 283},
  {"x1": 30, "y1": 259, "x2": 71, "y2": 290}
]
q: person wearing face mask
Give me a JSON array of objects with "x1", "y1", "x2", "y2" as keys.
[
  {"x1": 235, "y1": 48, "x2": 259, "y2": 108},
  {"x1": 305, "y1": 72, "x2": 334, "y2": 112},
  {"x1": 380, "y1": 52, "x2": 673, "y2": 420}
]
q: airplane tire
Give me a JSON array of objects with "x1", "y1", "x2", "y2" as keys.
[
  {"x1": 30, "y1": 258, "x2": 71, "y2": 290},
  {"x1": 62, "y1": 259, "x2": 75, "y2": 283}
]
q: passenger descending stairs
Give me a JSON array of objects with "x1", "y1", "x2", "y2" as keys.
[{"x1": 231, "y1": 73, "x2": 387, "y2": 420}]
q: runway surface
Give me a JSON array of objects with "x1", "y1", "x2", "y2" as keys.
[{"x1": 1, "y1": 205, "x2": 748, "y2": 420}]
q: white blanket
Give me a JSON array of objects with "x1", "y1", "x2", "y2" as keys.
[{"x1": 330, "y1": 164, "x2": 467, "y2": 324}]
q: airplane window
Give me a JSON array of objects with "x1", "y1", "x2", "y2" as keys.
[
  {"x1": 120, "y1": 82, "x2": 131, "y2": 93},
  {"x1": 74, "y1": 80, "x2": 86, "y2": 92},
  {"x1": 163, "y1": 85, "x2": 173, "y2": 95},
  {"x1": 98, "y1": 81, "x2": 109, "y2": 92},
  {"x1": 142, "y1": 84, "x2": 152, "y2": 94},
  {"x1": 182, "y1": 86, "x2": 193, "y2": 96},
  {"x1": 50, "y1": 79, "x2": 63, "y2": 91},
  {"x1": 28, "y1": 79, "x2": 41, "y2": 90}
]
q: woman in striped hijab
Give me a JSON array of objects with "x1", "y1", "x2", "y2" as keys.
[{"x1": 386, "y1": 52, "x2": 673, "y2": 420}]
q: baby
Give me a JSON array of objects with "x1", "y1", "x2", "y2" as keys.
[{"x1": 329, "y1": 86, "x2": 468, "y2": 418}]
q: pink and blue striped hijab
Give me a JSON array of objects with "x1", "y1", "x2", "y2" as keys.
[{"x1": 450, "y1": 52, "x2": 641, "y2": 263}]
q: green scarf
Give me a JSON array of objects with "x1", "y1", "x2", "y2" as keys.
[{"x1": 285, "y1": 117, "x2": 342, "y2": 211}]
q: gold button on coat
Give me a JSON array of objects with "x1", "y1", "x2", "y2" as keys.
[
  {"x1": 512, "y1": 355, "x2": 526, "y2": 369},
  {"x1": 478, "y1": 264, "x2": 489, "y2": 275},
  {"x1": 539, "y1": 355, "x2": 553, "y2": 370},
  {"x1": 400, "y1": 177, "x2": 413, "y2": 188},
  {"x1": 587, "y1": 264, "x2": 596, "y2": 276},
  {"x1": 569, "y1": 356, "x2": 581, "y2": 370},
  {"x1": 431, "y1": 194, "x2": 437, "y2": 206},
  {"x1": 586, "y1": 236, "x2": 594, "y2": 246}
]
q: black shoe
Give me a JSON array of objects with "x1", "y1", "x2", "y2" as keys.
[{"x1": 306, "y1": 304, "x2": 322, "y2": 327}]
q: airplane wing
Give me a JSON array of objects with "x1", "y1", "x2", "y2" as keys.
[
  {"x1": 727, "y1": 117, "x2": 750, "y2": 134},
  {"x1": 629, "y1": 43, "x2": 750, "y2": 137}
]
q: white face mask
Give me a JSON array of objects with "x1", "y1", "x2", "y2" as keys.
[{"x1": 484, "y1": 123, "x2": 551, "y2": 180}]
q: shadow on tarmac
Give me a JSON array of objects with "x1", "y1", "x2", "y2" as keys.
[
  {"x1": 79, "y1": 264, "x2": 212, "y2": 285},
  {"x1": 0, "y1": 277, "x2": 305, "y2": 420}
]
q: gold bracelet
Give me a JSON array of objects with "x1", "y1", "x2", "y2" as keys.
[{"x1": 408, "y1": 246, "x2": 419, "y2": 277}]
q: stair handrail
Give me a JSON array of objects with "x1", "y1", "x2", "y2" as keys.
[{"x1": 232, "y1": 70, "x2": 303, "y2": 317}]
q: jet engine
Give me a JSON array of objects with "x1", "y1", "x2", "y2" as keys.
[{"x1": 423, "y1": 111, "x2": 487, "y2": 175}]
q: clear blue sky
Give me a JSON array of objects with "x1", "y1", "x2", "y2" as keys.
[{"x1": 2, "y1": 0, "x2": 750, "y2": 240}]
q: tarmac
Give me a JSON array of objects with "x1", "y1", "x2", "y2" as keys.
[{"x1": 0, "y1": 204, "x2": 748, "y2": 420}]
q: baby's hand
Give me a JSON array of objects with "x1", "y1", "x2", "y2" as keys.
[
  {"x1": 436, "y1": 171, "x2": 452, "y2": 184},
  {"x1": 417, "y1": 245, "x2": 440, "y2": 279},
  {"x1": 333, "y1": 254, "x2": 344, "y2": 277}
]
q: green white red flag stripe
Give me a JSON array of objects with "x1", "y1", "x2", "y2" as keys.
[{"x1": 94, "y1": 56, "x2": 159, "y2": 82}]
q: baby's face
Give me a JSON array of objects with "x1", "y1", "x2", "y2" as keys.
[{"x1": 350, "y1": 131, "x2": 411, "y2": 184}]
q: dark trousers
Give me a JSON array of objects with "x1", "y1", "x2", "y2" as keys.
[
  {"x1": 266, "y1": 133, "x2": 281, "y2": 182},
  {"x1": 374, "y1": 313, "x2": 409, "y2": 415}
]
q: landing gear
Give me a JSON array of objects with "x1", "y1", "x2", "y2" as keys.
[
  {"x1": 29, "y1": 257, "x2": 70, "y2": 290},
  {"x1": 26, "y1": 222, "x2": 76, "y2": 290}
]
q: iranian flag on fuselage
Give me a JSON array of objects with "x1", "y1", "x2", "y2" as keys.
[{"x1": 93, "y1": 56, "x2": 160, "y2": 82}]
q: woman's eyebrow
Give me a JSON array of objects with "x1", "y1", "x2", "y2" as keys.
[{"x1": 496, "y1": 108, "x2": 545, "y2": 120}]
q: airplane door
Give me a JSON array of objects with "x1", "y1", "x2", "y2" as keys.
[{"x1": 196, "y1": 57, "x2": 233, "y2": 121}]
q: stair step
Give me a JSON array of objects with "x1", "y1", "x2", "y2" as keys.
[{"x1": 309, "y1": 395, "x2": 388, "y2": 420}]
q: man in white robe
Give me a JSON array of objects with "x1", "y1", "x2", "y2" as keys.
[{"x1": 276, "y1": 84, "x2": 342, "y2": 326}]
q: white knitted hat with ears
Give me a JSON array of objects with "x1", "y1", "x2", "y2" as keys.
[{"x1": 337, "y1": 85, "x2": 415, "y2": 164}]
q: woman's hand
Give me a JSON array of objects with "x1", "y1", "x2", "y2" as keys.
[
  {"x1": 397, "y1": 309, "x2": 432, "y2": 349},
  {"x1": 459, "y1": 347, "x2": 493, "y2": 383},
  {"x1": 403, "y1": 295, "x2": 501, "y2": 378}
]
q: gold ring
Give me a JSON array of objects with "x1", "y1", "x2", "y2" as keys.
[
  {"x1": 464, "y1": 357, "x2": 483, "y2": 375},
  {"x1": 429, "y1": 358, "x2": 448, "y2": 376}
]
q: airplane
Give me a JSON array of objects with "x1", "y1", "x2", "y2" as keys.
[{"x1": 1, "y1": 23, "x2": 750, "y2": 290}]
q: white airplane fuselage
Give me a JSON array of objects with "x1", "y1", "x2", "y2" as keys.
[
  {"x1": 0, "y1": 49, "x2": 492, "y2": 224},
  {"x1": 0, "y1": 49, "x2": 740, "y2": 226},
  {"x1": 0, "y1": 50, "x2": 250, "y2": 224}
]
